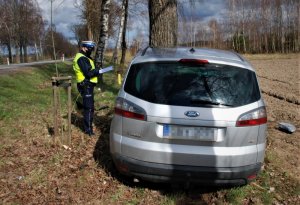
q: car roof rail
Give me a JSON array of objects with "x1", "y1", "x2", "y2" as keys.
[{"x1": 230, "y1": 50, "x2": 245, "y2": 62}]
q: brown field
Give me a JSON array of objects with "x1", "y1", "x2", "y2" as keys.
[
  {"x1": 247, "y1": 53, "x2": 300, "y2": 188},
  {"x1": 0, "y1": 53, "x2": 299, "y2": 204}
]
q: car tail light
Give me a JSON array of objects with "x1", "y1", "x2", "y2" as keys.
[
  {"x1": 114, "y1": 97, "x2": 146, "y2": 121},
  {"x1": 236, "y1": 107, "x2": 267, "y2": 127},
  {"x1": 179, "y1": 59, "x2": 209, "y2": 65},
  {"x1": 116, "y1": 161, "x2": 129, "y2": 173}
]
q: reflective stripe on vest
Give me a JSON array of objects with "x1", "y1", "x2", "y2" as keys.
[{"x1": 73, "y1": 53, "x2": 98, "y2": 83}]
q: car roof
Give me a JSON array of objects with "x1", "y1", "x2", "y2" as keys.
[{"x1": 131, "y1": 47, "x2": 253, "y2": 70}]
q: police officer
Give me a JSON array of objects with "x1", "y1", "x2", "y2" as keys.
[{"x1": 73, "y1": 41, "x2": 101, "y2": 136}]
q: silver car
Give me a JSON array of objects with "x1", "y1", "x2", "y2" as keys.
[{"x1": 109, "y1": 47, "x2": 267, "y2": 185}]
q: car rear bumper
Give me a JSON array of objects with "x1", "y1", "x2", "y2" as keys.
[{"x1": 112, "y1": 154, "x2": 262, "y2": 185}]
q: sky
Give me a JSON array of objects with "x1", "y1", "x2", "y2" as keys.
[
  {"x1": 36, "y1": 0, "x2": 226, "y2": 44},
  {"x1": 179, "y1": 0, "x2": 226, "y2": 21},
  {"x1": 37, "y1": 0, "x2": 82, "y2": 40}
]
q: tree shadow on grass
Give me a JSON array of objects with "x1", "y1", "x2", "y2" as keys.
[{"x1": 70, "y1": 112, "x2": 85, "y2": 132}]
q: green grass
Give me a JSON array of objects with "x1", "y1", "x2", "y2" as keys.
[
  {"x1": 0, "y1": 62, "x2": 121, "y2": 139},
  {"x1": 110, "y1": 185, "x2": 125, "y2": 203},
  {"x1": 226, "y1": 186, "x2": 252, "y2": 204}
]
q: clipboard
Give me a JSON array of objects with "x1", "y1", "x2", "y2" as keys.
[{"x1": 99, "y1": 66, "x2": 113, "y2": 74}]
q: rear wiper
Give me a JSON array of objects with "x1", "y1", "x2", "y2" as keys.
[{"x1": 190, "y1": 99, "x2": 233, "y2": 107}]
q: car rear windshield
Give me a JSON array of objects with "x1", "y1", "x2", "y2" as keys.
[{"x1": 124, "y1": 62, "x2": 261, "y2": 107}]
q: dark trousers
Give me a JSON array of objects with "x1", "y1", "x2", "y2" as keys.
[{"x1": 77, "y1": 82, "x2": 95, "y2": 134}]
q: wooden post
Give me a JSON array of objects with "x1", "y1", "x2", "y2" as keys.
[
  {"x1": 67, "y1": 78, "x2": 72, "y2": 145},
  {"x1": 52, "y1": 76, "x2": 72, "y2": 144},
  {"x1": 52, "y1": 77, "x2": 59, "y2": 138}
]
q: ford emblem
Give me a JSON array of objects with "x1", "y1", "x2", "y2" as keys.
[{"x1": 184, "y1": 111, "x2": 200, "y2": 117}]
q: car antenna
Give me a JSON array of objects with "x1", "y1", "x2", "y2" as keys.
[{"x1": 189, "y1": 48, "x2": 195, "y2": 53}]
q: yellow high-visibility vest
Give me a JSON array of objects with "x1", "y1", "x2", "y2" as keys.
[{"x1": 73, "y1": 53, "x2": 98, "y2": 83}]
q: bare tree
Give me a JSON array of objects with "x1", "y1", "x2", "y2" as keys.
[
  {"x1": 112, "y1": 0, "x2": 127, "y2": 65},
  {"x1": 83, "y1": 0, "x2": 102, "y2": 41},
  {"x1": 208, "y1": 19, "x2": 218, "y2": 48},
  {"x1": 0, "y1": 0, "x2": 14, "y2": 62},
  {"x1": 70, "y1": 24, "x2": 87, "y2": 44},
  {"x1": 0, "y1": 0, "x2": 44, "y2": 63}
]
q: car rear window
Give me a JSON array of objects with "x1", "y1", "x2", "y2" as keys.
[{"x1": 124, "y1": 62, "x2": 261, "y2": 107}]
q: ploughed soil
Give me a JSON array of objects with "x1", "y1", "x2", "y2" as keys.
[{"x1": 0, "y1": 54, "x2": 299, "y2": 204}]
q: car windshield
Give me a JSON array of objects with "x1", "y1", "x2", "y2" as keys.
[{"x1": 124, "y1": 62, "x2": 261, "y2": 107}]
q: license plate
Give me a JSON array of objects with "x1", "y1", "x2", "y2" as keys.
[{"x1": 163, "y1": 124, "x2": 220, "y2": 141}]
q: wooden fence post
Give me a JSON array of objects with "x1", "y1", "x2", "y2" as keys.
[
  {"x1": 52, "y1": 76, "x2": 72, "y2": 144},
  {"x1": 52, "y1": 77, "x2": 59, "y2": 138},
  {"x1": 67, "y1": 78, "x2": 72, "y2": 145}
]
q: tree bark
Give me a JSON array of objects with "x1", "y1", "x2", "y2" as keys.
[
  {"x1": 95, "y1": 0, "x2": 111, "y2": 68},
  {"x1": 95, "y1": 0, "x2": 111, "y2": 89},
  {"x1": 120, "y1": 0, "x2": 128, "y2": 65},
  {"x1": 112, "y1": 0, "x2": 127, "y2": 65},
  {"x1": 148, "y1": 0, "x2": 178, "y2": 47}
]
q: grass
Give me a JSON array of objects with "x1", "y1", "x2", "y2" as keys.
[
  {"x1": 226, "y1": 186, "x2": 247, "y2": 202},
  {"x1": 0, "y1": 61, "x2": 120, "y2": 139},
  {"x1": 51, "y1": 152, "x2": 64, "y2": 165},
  {"x1": 24, "y1": 165, "x2": 48, "y2": 186}
]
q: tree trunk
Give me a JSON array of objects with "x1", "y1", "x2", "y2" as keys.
[
  {"x1": 112, "y1": 0, "x2": 127, "y2": 65},
  {"x1": 15, "y1": 45, "x2": 20, "y2": 64},
  {"x1": 241, "y1": 0, "x2": 246, "y2": 53},
  {"x1": 20, "y1": 44, "x2": 23, "y2": 63},
  {"x1": 120, "y1": 0, "x2": 128, "y2": 65},
  {"x1": 296, "y1": 16, "x2": 300, "y2": 52},
  {"x1": 95, "y1": 0, "x2": 110, "y2": 68},
  {"x1": 34, "y1": 43, "x2": 39, "y2": 61},
  {"x1": 39, "y1": 39, "x2": 44, "y2": 59},
  {"x1": 85, "y1": 0, "x2": 94, "y2": 41},
  {"x1": 24, "y1": 44, "x2": 28, "y2": 63},
  {"x1": 148, "y1": 0, "x2": 178, "y2": 47},
  {"x1": 95, "y1": 0, "x2": 111, "y2": 89},
  {"x1": 6, "y1": 43, "x2": 12, "y2": 63}
]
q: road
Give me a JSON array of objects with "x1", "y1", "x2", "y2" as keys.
[{"x1": 0, "y1": 59, "x2": 71, "y2": 74}]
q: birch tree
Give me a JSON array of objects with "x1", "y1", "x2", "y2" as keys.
[
  {"x1": 95, "y1": 0, "x2": 111, "y2": 69},
  {"x1": 94, "y1": 0, "x2": 111, "y2": 89}
]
